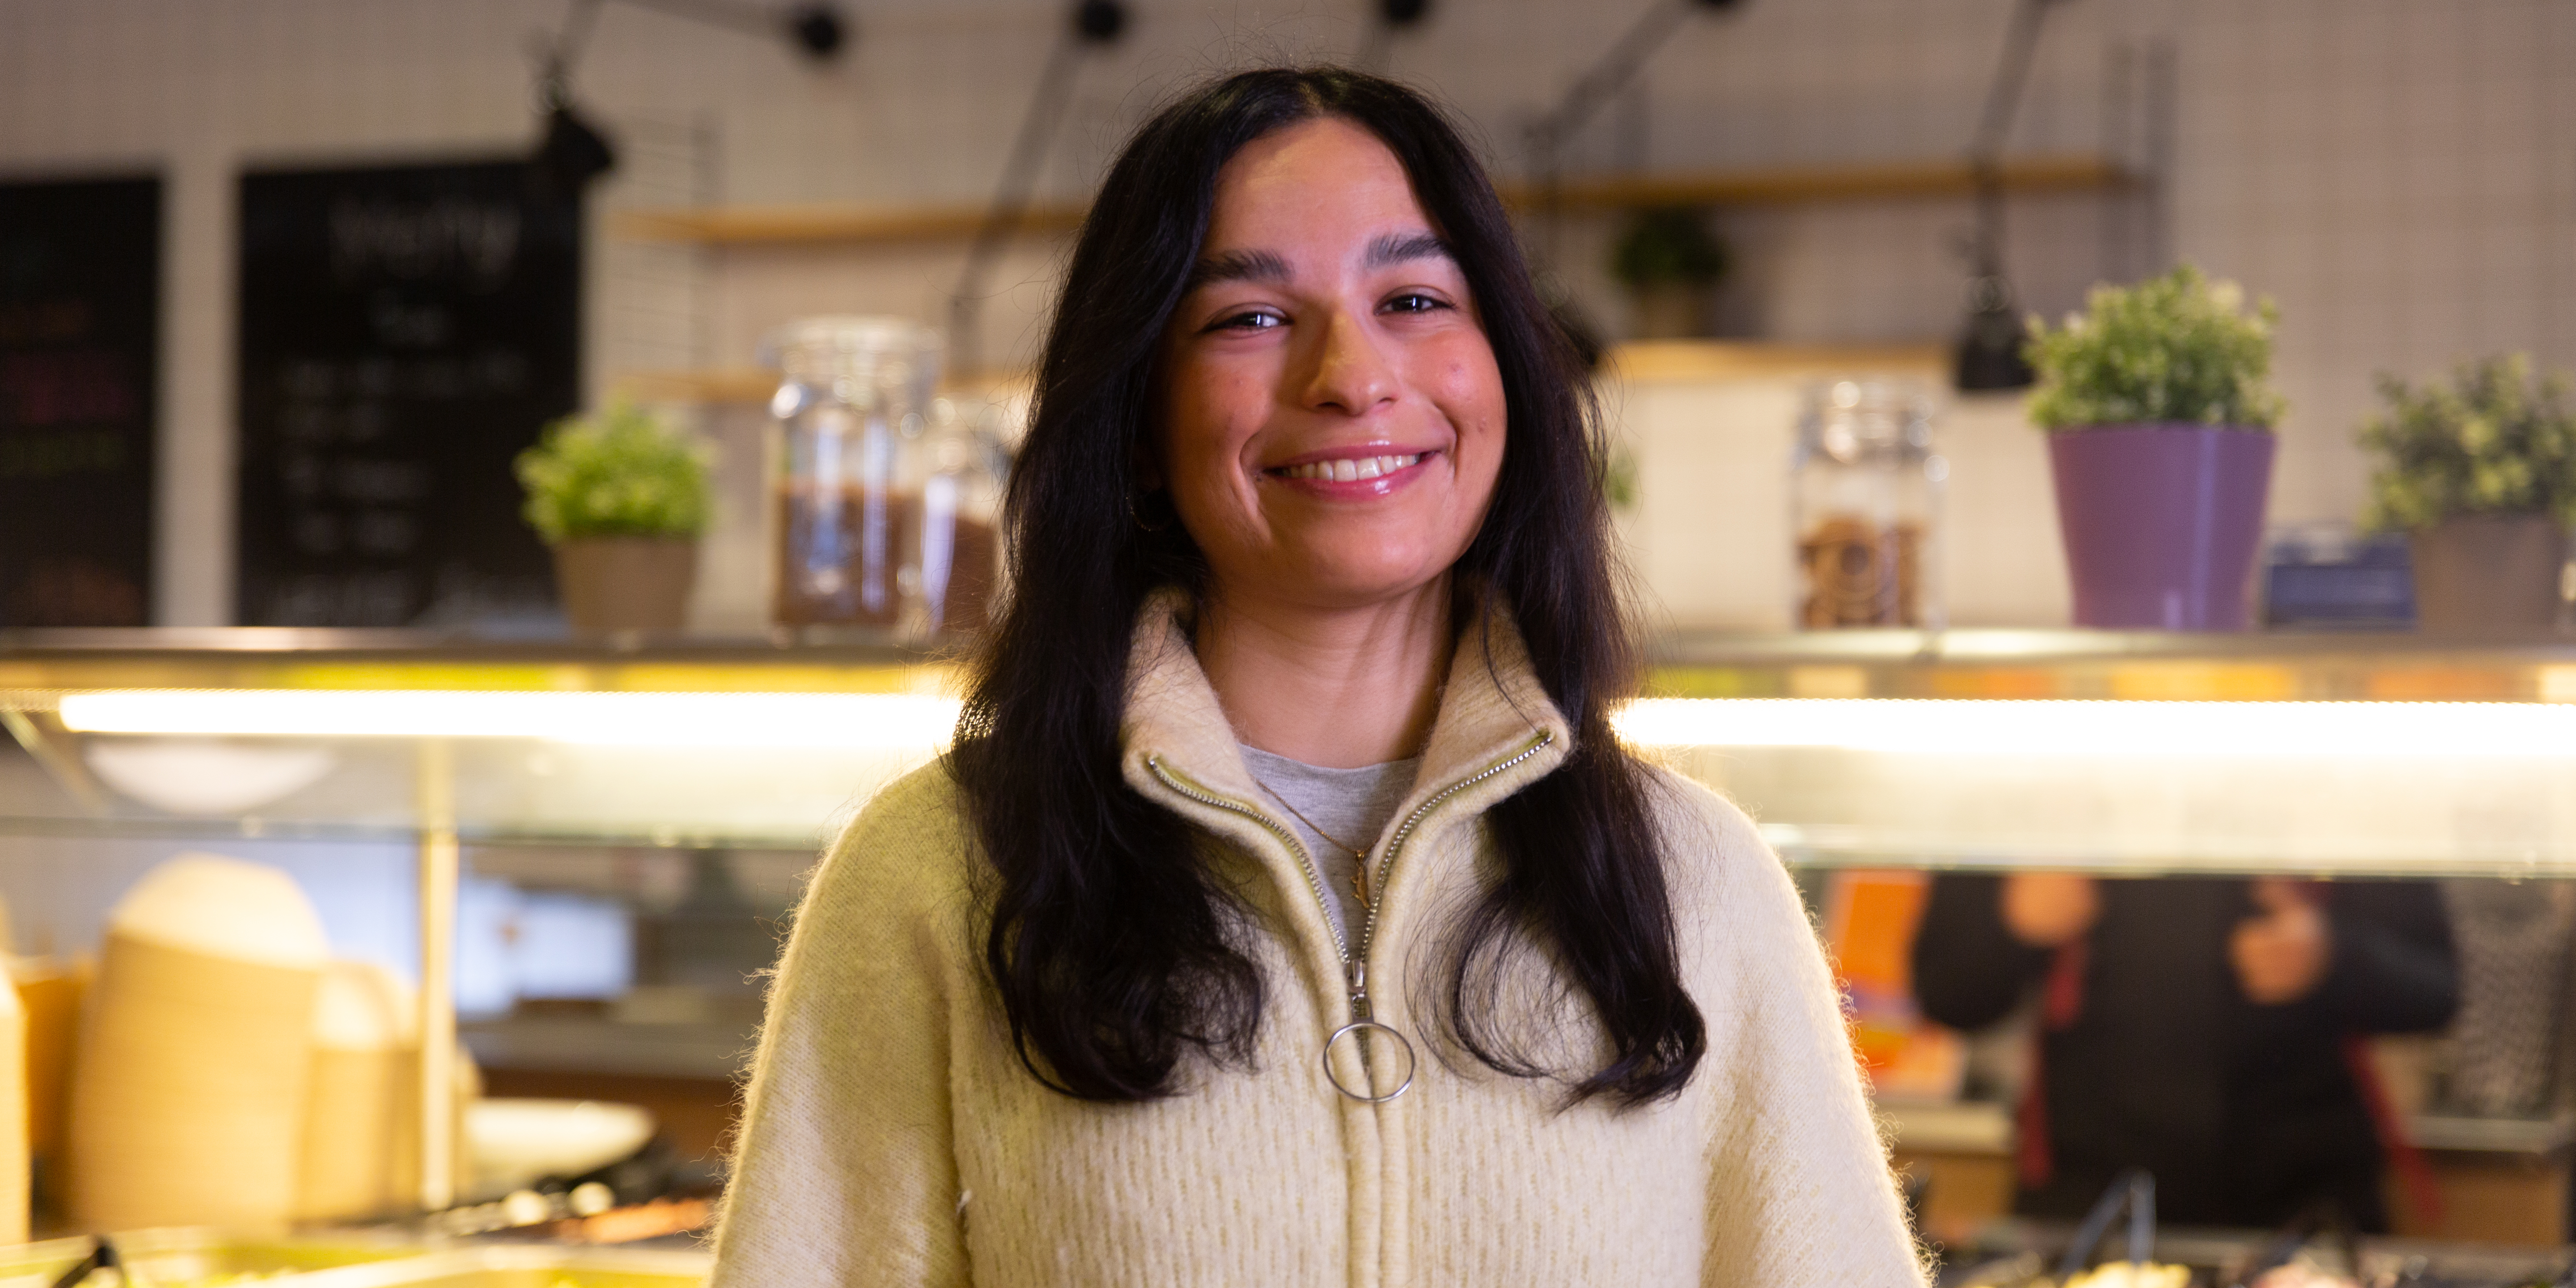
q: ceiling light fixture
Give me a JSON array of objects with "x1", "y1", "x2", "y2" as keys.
[
  {"x1": 1522, "y1": 0, "x2": 1748, "y2": 368},
  {"x1": 1952, "y1": 0, "x2": 2075, "y2": 391},
  {"x1": 946, "y1": 1, "x2": 1130, "y2": 380},
  {"x1": 1356, "y1": 0, "x2": 1434, "y2": 75},
  {"x1": 528, "y1": 0, "x2": 850, "y2": 202}
]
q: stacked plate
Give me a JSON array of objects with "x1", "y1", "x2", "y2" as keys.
[
  {"x1": 68, "y1": 853, "x2": 330, "y2": 1229},
  {"x1": 298, "y1": 960, "x2": 419, "y2": 1221}
]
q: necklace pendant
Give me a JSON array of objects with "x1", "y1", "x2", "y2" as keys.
[{"x1": 1351, "y1": 859, "x2": 1370, "y2": 906}]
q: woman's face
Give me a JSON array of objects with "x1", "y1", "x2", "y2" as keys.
[{"x1": 1157, "y1": 117, "x2": 1507, "y2": 613}]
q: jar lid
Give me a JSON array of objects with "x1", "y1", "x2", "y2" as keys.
[
  {"x1": 761, "y1": 315, "x2": 945, "y2": 388},
  {"x1": 1801, "y1": 377, "x2": 1936, "y2": 463}
]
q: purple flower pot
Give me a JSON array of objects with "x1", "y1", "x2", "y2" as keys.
[{"x1": 2047, "y1": 424, "x2": 2276, "y2": 630}]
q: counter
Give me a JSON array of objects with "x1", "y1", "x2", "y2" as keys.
[{"x1": 4, "y1": 626, "x2": 2573, "y2": 1235}]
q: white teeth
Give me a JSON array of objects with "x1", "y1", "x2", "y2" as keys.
[{"x1": 1279, "y1": 453, "x2": 1422, "y2": 481}]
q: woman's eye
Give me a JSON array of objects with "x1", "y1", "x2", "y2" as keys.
[
  {"x1": 1383, "y1": 292, "x2": 1449, "y2": 315},
  {"x1": 1211, "y1": 309, "x2": 1282, "y2": 333}
]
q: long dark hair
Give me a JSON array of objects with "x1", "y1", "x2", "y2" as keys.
[{"x1": 948, "y1": 67, "x2": 1704, "y2": 1107}]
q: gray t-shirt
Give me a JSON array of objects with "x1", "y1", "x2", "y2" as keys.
[{"x1": 1237, "y1": 745, "x2": 1419, "y2": 945}]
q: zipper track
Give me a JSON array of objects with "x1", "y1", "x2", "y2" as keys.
[
  {"x1": 1355, "y1": 729, "x2": 1553, "y2": 966},
  {"x1": 1148, "y1": 757, "x2": 1351, "y2": 965},
  {"x1": 1145, "y1": 726, "x2": 1555, "y2": 1027}
]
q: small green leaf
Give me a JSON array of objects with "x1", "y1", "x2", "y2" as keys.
[
  {"x1": 2024, "y1": 264, "x2": 2284, "y2": 432},
  {"x1": 2359, "y1": 354, "x2": 2576, "y2": 529},
  {"x1": 513, "y1": 402, "x2": 712, "y2": 543}
]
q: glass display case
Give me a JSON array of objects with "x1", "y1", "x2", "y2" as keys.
[
  {"x1": 8, "y1": 627, "x2": 2571, "y2": 865},
  {"x1": 3, "y1": 626, "x2": 2573, "y2": 1236}
]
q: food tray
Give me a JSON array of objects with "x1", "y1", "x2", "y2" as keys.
[
  {"x1": 1940, "y1": 1220, "x2": 2573, "y2": 1287},
  {"x1": 288, "y1": 1246, "x2": 709, "y2": 1288},
  {"x1": 0, "y1": 1228, "x2": 427, "y2": 1288}
]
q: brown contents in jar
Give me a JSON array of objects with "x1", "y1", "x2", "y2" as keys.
[
  {"x1": 772, "y1": 482, "x2": 997, "y2": 633},
  {"x1": 1798, "y1": 515, "x2": 1922, "y2": 627},
  {"x1": 923, "y1": 505, "x2": 998, "y2": 634}
]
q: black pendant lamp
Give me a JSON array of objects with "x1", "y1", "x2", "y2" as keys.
[
  {"x1": 1521, "y1": 0, "x2": 1749, "y2": 369},
  {"x1": 529, "y1": 0, "x2": 848, "y2": 203},
  {"x1": 1951, "y1": 0, "x2": 2073, "y2": 391}
]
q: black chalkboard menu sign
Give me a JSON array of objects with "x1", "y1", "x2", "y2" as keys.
[
  {"x1": 0, "y1": 176, "x2": 160, "y2": 627},
  {"x1": 237, "y1": 160, "x2": 579, "y2": 627}
]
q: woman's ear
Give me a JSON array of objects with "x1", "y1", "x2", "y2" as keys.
[{"x1": 1131, "y1": 436, "x2": 1165, "y2": 493}]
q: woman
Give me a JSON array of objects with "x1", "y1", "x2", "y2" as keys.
[{"x1": 712, "y1": 68, "x2": 1920, "y2": 1287}]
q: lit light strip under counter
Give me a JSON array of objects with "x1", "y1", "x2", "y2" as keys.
[{"x1": 41, "y1": 689, "x2": 2576, "y2": 761}]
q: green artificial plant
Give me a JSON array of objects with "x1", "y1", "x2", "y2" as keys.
[
  {"x1": 2023, "y1": 264, "x2": 2285, "y2": 431},
  {"x1": 1610, "y1": 206, "x2": 1728, "y2": 290},
  {"x1": 2360, "y1": 354, "x2": 2576, "y2": 530},
  {"x1": 514, "y1": 402, "x2": 711, "y2": 544}
]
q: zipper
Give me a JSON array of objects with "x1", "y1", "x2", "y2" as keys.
[
  {"x1": 1353, "y1": 730, "x2": 1554, "y2": 971},
  {"x1": 1144, "y1": 727, "x2": 1555, "y2": 1037},
  {"x1": 1147, "y1": 757, "x2": 1352, "y2": 970}
]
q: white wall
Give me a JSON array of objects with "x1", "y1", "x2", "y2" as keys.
[{"x1": 1, "y1": 0, "x2": 2569, "y2": 624}]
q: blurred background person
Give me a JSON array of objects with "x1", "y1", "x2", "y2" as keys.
[{"x1": 1912, "y1": 872, "x2": 2458, "y2": 1230}]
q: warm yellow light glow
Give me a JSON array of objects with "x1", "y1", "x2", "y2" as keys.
[
  {"x1": 1613, "y1": 698, "x2": 2576, "y2": 758},
  {"x1": 58, "y1": 691, "x2": 2576, "y2": 759},
  {"x1": 57, "y1": 690, "x2": 965, "y2": 749}
]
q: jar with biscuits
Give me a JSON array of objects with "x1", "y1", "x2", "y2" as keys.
[
  {"x1": 763, "y1": 316, "x2": 947, "y2": 636},
  {"x1": 1791, "y1": 379, "x2": 1945, "y2": 629}
]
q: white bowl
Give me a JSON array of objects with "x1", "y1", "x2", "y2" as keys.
[
  {"x1": 465, "y1": 1098, "x2": 655, "y2": 1196},
  {"x1": 84, "y1": 740, "x2": 337, "y2": 815}
]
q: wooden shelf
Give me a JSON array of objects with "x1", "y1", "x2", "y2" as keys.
[
  {"x1": 613, "y1": 153, "x2": 2137, "y2": 246},
  {"x1": 614, "y1": 368, "x2": 779, "y2": 405},
  {"x1": 1609, "y1": 340, "x2": 1947, "y2": 384},
  {"x1": 613, "y1": 367, "x2": 1034, "y2": 407},
  {"x1": 614, "y1": 201, "x2": 1088, "y2": 246},
  {"x1": 1534, "y1": 153, "x2": 2132, "y2": 210}
]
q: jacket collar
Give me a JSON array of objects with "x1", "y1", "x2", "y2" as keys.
[{"x1": 1118, "y1": 586, "x2": 1573, "y2": 879}]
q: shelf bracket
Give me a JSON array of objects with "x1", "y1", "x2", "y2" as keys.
[{"x1": 415, "y1": 737, "x2": 461, "y2": 1212}]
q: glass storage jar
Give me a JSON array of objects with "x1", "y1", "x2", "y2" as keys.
[
  {"x1": 899, "y1": 396, "x2": 1008, "y2": 637},
  {"x1": 1790, "y1": 379, "x2": 1945, "y2": 629},
  {"x1": 762, "y1": 317, "x2": 943, "y2": 633}
]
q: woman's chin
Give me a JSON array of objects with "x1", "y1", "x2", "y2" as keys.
[{"x1": 1229, "y1": 559, "x2": 1456, "y2": 613}]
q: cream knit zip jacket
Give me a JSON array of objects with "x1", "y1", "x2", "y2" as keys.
[{"x1": 710, "y1": 597, "x2": 1927, "y2": 1287}]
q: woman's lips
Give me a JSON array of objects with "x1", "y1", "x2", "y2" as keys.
[{"x1": 1263, "y1": 449, "x2": 1436, "y2": 495}]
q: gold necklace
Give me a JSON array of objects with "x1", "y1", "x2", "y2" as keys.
[{"x1": 1250, "y1": 776, "x2": 1374, "y2": 907}]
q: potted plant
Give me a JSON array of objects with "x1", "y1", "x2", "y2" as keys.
[
  {"x1": 515, "y1": 402, "x2": 711, "y2": 633},
  {"x1": 2359, "y1": 355, "x2": 2576, "y2": 633},
  {"x1": 1610, "y1": 206, "x2": 1727, "y2": 341},
  {"x1": 2025, "y1": 264, "x2": 2286, "y2": 629}
]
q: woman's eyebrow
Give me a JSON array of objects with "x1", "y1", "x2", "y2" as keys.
[
  {"x1": 1183, "y1": 248, "x2": 1290, "y2": 291},
  {"x1": 1365, "y1": 231, "x2": 1452, "y2": 268}
]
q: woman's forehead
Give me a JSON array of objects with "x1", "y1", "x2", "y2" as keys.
[{"x1": 1200, "y1": 118, "x2": 1436, "y2": 262}]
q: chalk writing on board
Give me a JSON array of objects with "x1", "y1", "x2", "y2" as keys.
[
  {"x1": 237, "y1": 161, "x2": 579, "y2": 627},
  {"x1": 0, "y1": 177, "x2": 159, "y2": 627}
]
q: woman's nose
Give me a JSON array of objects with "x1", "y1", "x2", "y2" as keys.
[{"x1": 1295, "y1": 309, "x2": 1398, "y2": 415}]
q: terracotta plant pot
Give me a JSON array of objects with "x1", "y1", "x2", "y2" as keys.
[
  {"x1": 2408, "y1": 514, "x2": 2568, "y2": 634},
  {"x1": 553, "y1": 537, "x2": 697, "y2": 633},
  {"x1": 1627, "y1": 283, "x2": 1716, "y2": 340},
  {"x1": 2046, "y1": 424, "x2": 2276, "y2": 630}
]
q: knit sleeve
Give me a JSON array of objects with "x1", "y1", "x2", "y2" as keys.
[
  {"x1": 708, "y1": 767, "x2": 972, "y2": 1288},
  {"x1": 1670, "y1": 782, "x2": 1929, "y2": 1288}
]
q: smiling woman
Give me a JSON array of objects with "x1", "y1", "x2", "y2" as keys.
[
  {"x1": 709, "y1": 68, "x2": 1925, "y2": 1288},
  {"x1": 1157, "y1": 114, "x2": 1508, "y2": 768}
]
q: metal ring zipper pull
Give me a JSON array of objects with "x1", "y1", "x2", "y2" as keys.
[{"x1": 1323, "y1": 1019, "x2": 1416, "y2": 1103}]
